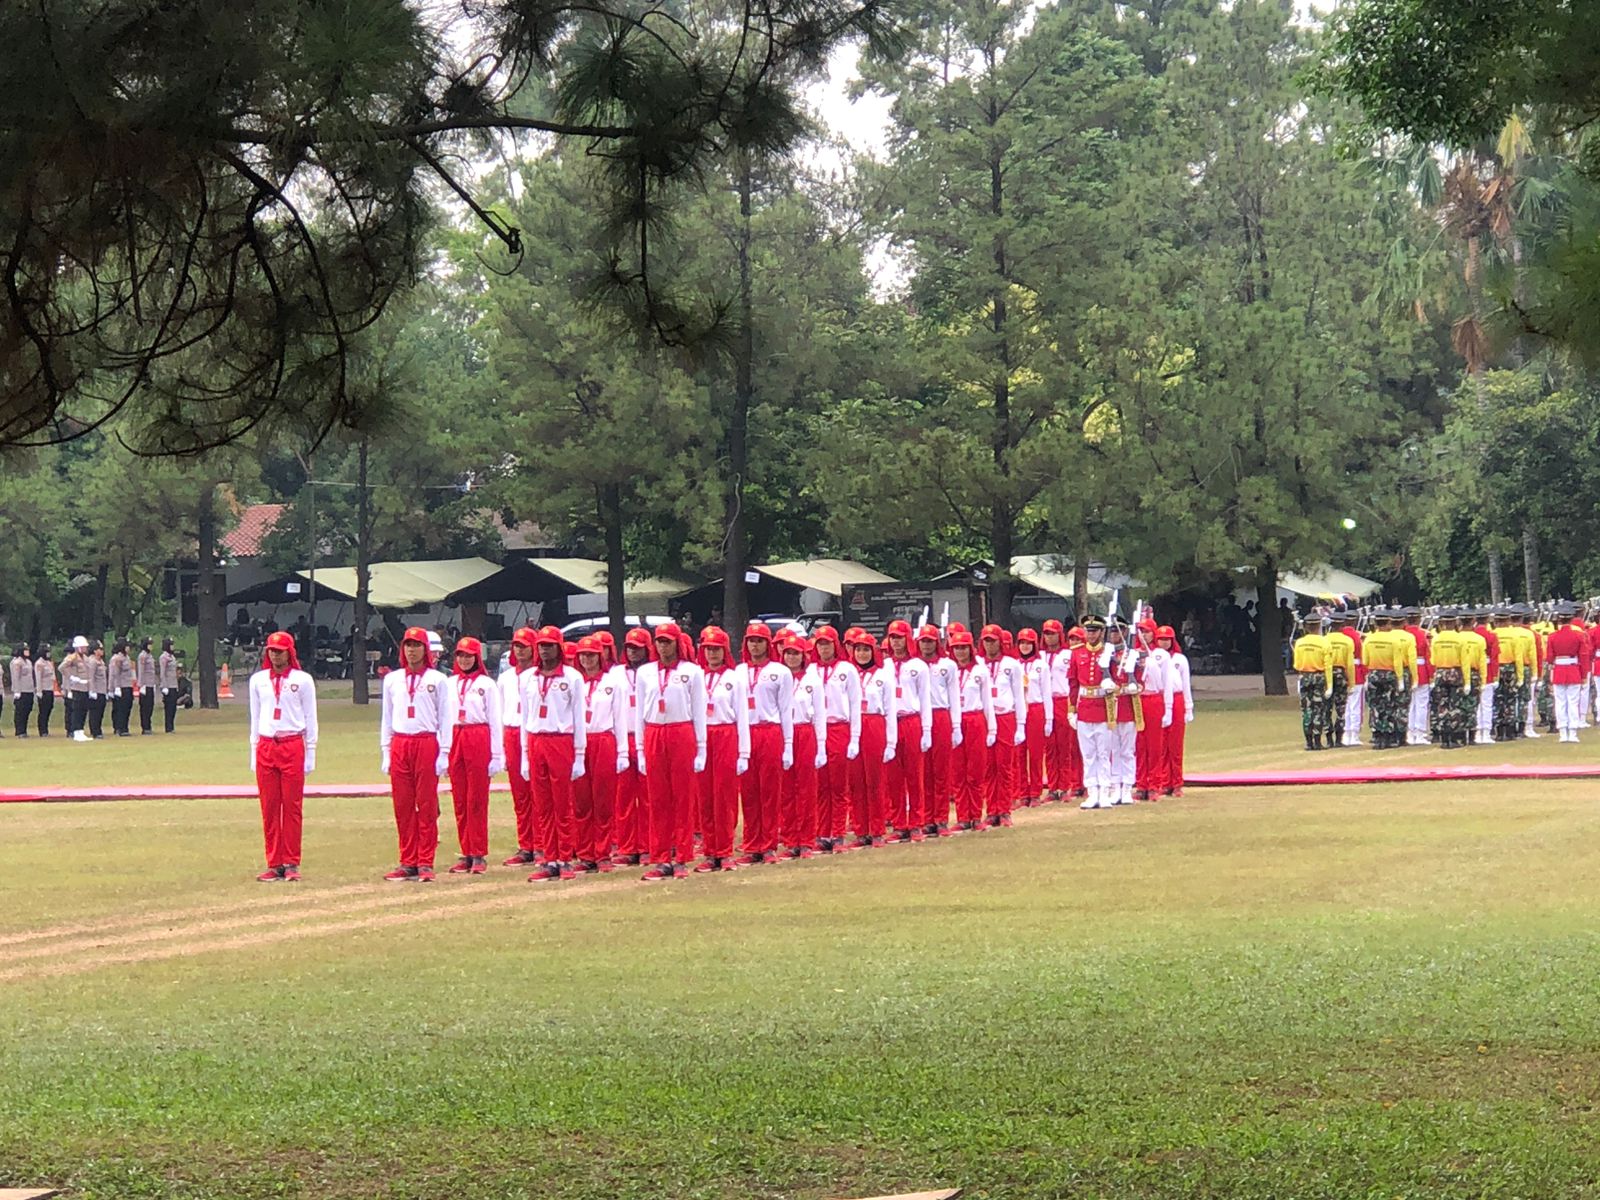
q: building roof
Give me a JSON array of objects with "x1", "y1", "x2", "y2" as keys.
[
  {"x1": 223, "y1": 503, "x2": 286, "y2": 559},
  {"x1": 754, "y1": 559, "x2": 897, "y2": 593},
  {"x1": 225, "y1": 558, "x2": 502, "y2": 609},
  {"x1": 1277, "y1": 565, "x2": 1381, "y2": 601}
]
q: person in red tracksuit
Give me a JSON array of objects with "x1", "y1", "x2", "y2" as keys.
[
  {"x1": 636, "y1": 623, "x2": 707, "y2": 881},
  {"x1": 814, "y1": 627, "x2": 860, "y2": 853},
  {"x1": 1015, "y1": 629, "x2": 1053, "y2": 806},
  {"x1": 736, "y1": 623, "x2": 793, "y2": 866},
  {"x1": 249, "y1": 631, "x2": 319, "y2": 882},
  {"x1": 521, "y1": 627, "x2": 588, "y2": 883},
  {"x1": 1040, "y1": 621, "x2": 1080, "y2": 800},
  {"x1": 980, "y1": 625, "x2": 1026, "y2": 827},
  {"x1": 846, "y1": 632, "x2": 897, "y2": 848},
  {"x1": 1156, "y1": 626, "x2": 1194, "y2": 794},
  {"x1": 883, "y1": 619, "x2": 933, "y2": 842},
  {"x1": 1131, "y1": 619, "x2": 1175, "y2": 800},
  {"x1": 611, "y1": 628, "x2": 654, "y2": 866},
  {"x1": 779, "y1": 634, "x2": 828, "y2": 859},
  {"x1": 949, "y1": 629, "x2": 995, "y2": 832},
  {"x1": 696, "y1": 626, "x2": 748, "y2": 873},
  {"x1": 498, "y1": 627, "x2": 540, "y2": 865},
  {"x1": 573, "y1": 635, "x2": 628, "y2": 874},
  {"x1": 445, "y1": 636, "x2": 503, "y2": 876},
  {"x1": 916, "y1": 624, "x2": 960, "y2": 836},
  {"x1": 381, "y1": 627, "x2": 452, "y2": 882}
]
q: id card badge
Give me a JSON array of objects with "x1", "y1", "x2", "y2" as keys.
[
  {"x1": 273, "y1": 707, "x2": 281, "y2": 720},
  {"x1": 895, "y1": 687, "x2": 903, "y2": 699},
  {"x1": 538, "y1": 704, "x2": 548, "y2": 719},
  {"x1": 407, "y1": 705, "x2": 415, "y2": 719},
  {"x1": 658, "y1": 697, "x2": 667, "y2": 715}
]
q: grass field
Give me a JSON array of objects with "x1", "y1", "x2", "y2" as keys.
[{"x1": 5, "y1": 692, "x2": 1600, "y2": 1199}]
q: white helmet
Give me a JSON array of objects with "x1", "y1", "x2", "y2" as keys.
[{"x1": 72, "y1": 635, "x2": 89, "y2": 651}]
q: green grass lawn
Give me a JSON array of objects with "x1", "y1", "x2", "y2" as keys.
[{"x1": 4, "y1": 695, "x2": 1600, "y2": 1199}]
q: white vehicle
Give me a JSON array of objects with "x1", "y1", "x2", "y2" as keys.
[{"x1": 559, "y1": 615, "x2": 672, "y2": 640}]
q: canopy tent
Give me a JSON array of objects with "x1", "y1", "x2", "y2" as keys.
[
  {"x1": 1009, "y1": 555, "x2": 1119, "y2": 601},
  {"x1": 224, "y1": 558, "x2": 501, "y2": 609},
  {"x1": 446, "y1": 556, "x2": 694, "y2": 612},
  {"x1": 755, "y1": 558, "x2": 897, "y2": 593},
  {"x1": 1275, "y1": 565, "x2": 1381, "y2": 601},
  {"x1": 672, "y1": 559, "x2": 897, "y2": 620}
]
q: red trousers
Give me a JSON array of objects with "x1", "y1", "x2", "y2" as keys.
[
  {"x1": 742, "y1": 723, "x2": 783, "y2": 854},
  {"x1": 887, "y1": 715, "x2": 925, "y2": 832},
  {"x1": 781, "y1": 724, "x2": 820, "y2": 850},
  {"x1": 819, "y1": 722, "x2": 852, "y2": 839},
  {"x1": 614, "y1": 734, "x2": 645, "y2": 857},
  {"x1": 698, "y1": 723, "x2": 741, "y2": 859},
  {"x1": 389, "y1": 731, "x2": 440, "y2": 867},
  {"x1": 954, "y1": 711, "x2": 987, "y2": 824},
  {"x1": 1136, "y1": 696, "x2": 1167, "y2": 793},
  {"x1": 1020, "y1": 704, "x2": 1048, "y2": 798},
  {"x1": 255, "y1": 734, "x2": 304, "y2": 867},
  {"x1": 504, "y1": 727, "x2": 538, "y2": 852},
  {"x1": 528, "y1": 732, "x2": 577, "y2": 861},
  {"x1": 1163, "y1": 694, "x2": 1187, "y2": 790},
  {"x1": 575, "y1": 730, "x2": 618, "y2": 864},
  {"x1": 644, "y1": 720, "x2": 697, "y2": 864},
  {"x1": 449, "y1": 723, "x2": 492, "y2": 857},
  {"x1": 848, "y1": 715, "x2": 888, "y2": 838},
  {"x1": 922, "y1": 709, "x2": 954, "y2": 828},
  {"x1": 986, "y1": 711, "x2": 1017, "y2": 817},
  {"x1": 1048, "y1": 697, "x2": 1083, "y2": 794}
]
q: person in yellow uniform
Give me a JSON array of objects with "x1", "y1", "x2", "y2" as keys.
[
  {"x1": 1492, "y1": 608, "x2": 1531, "y2": 741},
  {"x1": 1363, "y1": 609, "x2": 1414, "y2": 750},
  {"x1": 1324, "y1": 615, "x2": 1357, "y2": 746},
  {"x1": 1457, "y1": 611, "x2": 1490, "y2": 747},
  {"x1": 1428, "y1": 610, "x2": 1470, "y2": 749},
  {"x1": 1291, "y1": 617, "x2": 1336, "y2": 751}
]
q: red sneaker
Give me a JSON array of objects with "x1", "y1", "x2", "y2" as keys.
[
  {"x1": 640, "y1": 865, "x2": 670, "y2": 882},
  {"x1": 693, "y1": 857, "x2": 719, "y2": 873},
  {"x1": 1170, "y1": 786, "x2": 1183, "y2": 797},
  {"x1": 416, "y1": 866, "x2": 436, "y2": 882},
  {"x1": 469, "y1": 858, "x2": 487, "y2": 875},
  {"x1": 281, "y1": 865, "x2": 301, "y2": 882},
  {"x1": 938, "y1": 825, "x2": 957, "y2": 837},
  {"x1": 612, "y1": 852, "x2": 642, "y2": 867},
  {"x1": 502, "y1": 849, "x2": 538, "y2": 867},
  {"x1": 596, "y1": 860, "x2": 616, "y2": 873},
  {"x1": 448, "y1": 857, "x2": 473, "y2": 874},
  {"x1": 672, "y1": 863, "x2": 690, "y2": 879},
  {"x1": 559, "y1": 864, "x2": 576, "y2": 880},
  {"x1": 256, "y1": 867, "x2": 282, "y2": 883},
  {"x1": 909, "y1": 830, "x2": 926, "y2": 843},
  {"x1": 997, "y1": 814, "x2": 1013, "y2": 827},
  {"x1": 732, "y1": 853, "x2": 763, "y2": 867},
  {"x1": 528, "y1": 863, "x2": 561, "y2": 883},
  {"x1": 797, "y1": 847, "x2": 816, "y2": 859},
  {"x1": 383, "y1": 866, "x2": 415, "y2": 882}
]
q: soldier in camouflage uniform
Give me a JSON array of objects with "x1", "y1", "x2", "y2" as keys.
[
  {"x1": 1429, "y1": 610, "x2": 1470, "y2": 749},
  {"x1": 1490, "y1": 608, "x2": 1522, "y2": 741},
  {"x1": 1364, "y1": 610, "x2": 1411, "y2": 750},
  {"x1": 1291, "y1": 619, "x2": 1335, "y2": 751}
]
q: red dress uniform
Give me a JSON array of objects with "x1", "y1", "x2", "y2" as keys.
[
  {"x1": 613, "y1": 644, "x2": 651, "y2": 860},
  {"x1": 1016, "y1": 644, "x2": 1052, "y2": 802},
  {"x1": 782, "y1": 662, "x2": 828, "y2": 852},
  {"x1": 699, "y1": 652, "x2": 750, "y2": 862},
  {"x1": 575, "y1": 663, "x2": 629, "y2": 865},
  {"x1": 498, "y1": 656, "x2": 538, "y2": 855},
  {"x1": 1042, "y1": 627, "x2": 1082, "y2": 796},
  {"x1": 815, "y1": 641, "x2": 861, "y2": 844},
  {"x1": 985, "y1": 643, "x2": 1026, "y2": 819},
  {"x1": 520, "y1": 662, "x2": 588, "y2": 865},
  {"x1": 634, "y1": 645, "x2": 707, "y2": 868},
  {"x1": 381, "y1": 662, "x2": 452, "y2": 869},
  {"x1": 740, "y1": 653, "x2": 794, "y2": 857},
  {"x1": 951, "y1": 649, "x2": 995, "y2": 825},
  {"x1": 445, "y1": 661, "x2": 503, "y2": 861},
  {"x1": 1548, "y1": 620, "x2": 1589, "y2": 737},
  {"x1": 849, "y1": 657, "x2": 898, "y2": 839},
  {"x1": 886, "y1": 653, "x2": 934, "y2": 833},
  {"x1": 1068, "y1": 641, "x2": 1135, "y2": 806},
  {"x1": 919, "y1": 635, "x2": 960, "y2": 830},
  {"x1": 249, "y1": 642, "x2": 318, "y2": 872},
  {"x1": 1132, "y1": 643, "x2": 1176, "y2": 797}
]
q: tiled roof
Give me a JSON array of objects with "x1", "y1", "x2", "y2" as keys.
[{"x1": 223, "y1": 503, "x2": 286, "y2": 559}]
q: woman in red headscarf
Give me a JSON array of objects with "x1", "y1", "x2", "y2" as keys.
[
  {"x1": 637, "y1": 622, "x2": 706, "y2": 881},
  {"x1": 780, "y1": 634, "x2": 827, "y2": 859},
  {"x1": 611, "y1": 628, "x2": 656, "y2": 867},
  {"x1": 948, "y1": 628, "x2": 994, "y2": 832},
  {"x1": 735, "y1": 622, "x2": 793, "y2": 866},
  {"x1": 846, "y1": 631, "x2": 896, "y2": 848},
  {"x1": 498, "y1": 627, "x2": 541, "y2": 866},
  {"x1": 696, "y1": 625, "x2": 747, "y2": 872},
  {"x1": 380, "y1": 628, "x2": 451, "y2": 882},
  {"x1": 249, "y1": 631, "x2": 319, "y2": 882},
  {"x1": 981, "y1": 625, "x2": 1026, "y2": 827},
  {"x1": 1015, "y1": 628, "x2": 1053, "y2": 806},
  {"x1": 1157, "y1": 626, "x2": 1193, "y2": 795},
  {"x1": 813, "y1": 626, "x2": 859, "y2": 853},
  {"x1": 445, "y1": 636, "x2": 504, "y2": 875},
  {"x1": 573, "y1": 635, "x2": 628, "y2": 873}
]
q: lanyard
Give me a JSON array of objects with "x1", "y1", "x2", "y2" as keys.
[
  {"x1": 958, "y1": 662, "x2": 974, "y2": 707},
  {"x1": 536, "y1": 669, "x2": 559, "y2": 718},
  {"x1": 705, "y1": 668, "x2": 725, "y2": 716},
  {"x1": 405, "y1": 669, "x2": 423, "y2": 719},
  {"x1": 271, "y1": 670, "x2": 287, "y2": 719},
  {"x1": 456, "y1": 672, "x2": 479, "y2": 718},
  {"x1": 585, "y1": 673, "x2": 602, "y2": 719}
]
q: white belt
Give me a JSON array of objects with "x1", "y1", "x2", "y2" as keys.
[
  {"x1": 1555, "y1": 656, "x2": 1579, "y2": 665},
  {"x1": 1416, "y1": 658, "x2": 1427, "y2": 666}
]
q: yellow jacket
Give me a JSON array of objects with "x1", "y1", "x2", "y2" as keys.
[
  {"x1": 1292, "y1": 634, "x2": 1335, "y2": 693},
  {"x1": 1430, "y1": 629, "x2": 1465, "y2": 672},
  {"x1": 1497, "y1": 625, "x2": 1533, "y2": 685},
  {"x1": 1325, "y1": 629, "x2": 1357, "y2": 677},
  {"x1": 1364, "y1": 629, "x2": 1415, "y2": 685},
  {"x1": 1458, "y1": 629, "x2": 1489, "y2": 684}
]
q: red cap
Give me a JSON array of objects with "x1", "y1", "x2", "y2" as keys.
[
  {"x1": 594, "y1": 630, "x2": 617, "y2": 667},
  {"x1": 1041, "y1": 619, "x2": 1065, "y2": 638},
  {"x1": 1068, "y1": 626, "x2": 1087, "y2": 643},
  {"x1": 885, "y1": 619, "x2": 913, "y2": 640},
  {"x1": 510, "y1": 627, "x2": 537, "y2": 649},
  {"x1": 948, "y1": 628, "x2": 975, "y2": 650},
  {"x1": 1000, "y1": 629, "x2": 1016, "y2": 656},
  {"x1": 916, "y1": 623, "x2": 941, "y2": 643},
  {"x1": 654, "y1": 621, "x2": 696, "y2": 664},
  {"x1": 261, "y1": 631, "x2": 301, "y2": 672},
  {"x1": 622, "y1": 626, "x2": 657, "y2": 661},
  {"x1": 1156, "y1": 625, "x2": 1176, "y2": 640},
  {"x1": 849, "y1": 631, "x2": 883, "y2": 669},
  {"x1": 783, "y1": 634, "x2": 813, "y2": 655},
  {"x1": 698, "y1": 625, "x2": 732, "y2": 668},
  {"x1": 575, "y1": 635, "x2": 604, "y2": 661},
  {"x1": 813, "y1": 626, "x2": 844, "y2": 657},
  {"x1": 454, "y1": 636, "x2": 483, "y2": 658},
  {"x1": 1016, "y1": 627, "x2": 1039, "y2": 645},
  {"x1": 402, "y1": 627, "x2": 428, "y2": 645},
  {"x1": 742, "y1": 621, "x2": 774, "y2": 666},
  {"x1": 980, "y1": 624, "x2": 1004, "y2": 644}
]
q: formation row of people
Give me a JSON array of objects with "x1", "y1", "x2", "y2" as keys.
[
  {"x1": 245, "y1": 616, "x2": 1197, "y2": 883},
  {"x1": 4, "y1": 637, "x2": 182, "y2": 741}
]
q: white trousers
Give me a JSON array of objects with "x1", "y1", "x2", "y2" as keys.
[
  {"x1": 1408, "y1": 683, "x2": 1431, "y2": 740},
  {"x1": 1476, "y1": 681, "x2": 1497, "y2": 736},
  {"x1": 1344, "y1": 683, "x2": 1365, "y2": 739},
  {"x1": 1528, "y1": 683, "x2": 1541, "y2": 730},
  {"x1": 1555, "y1": 684, "x2": 1583, "y2": 734},
  {"x1": 1077, "y1": 722, "x2": 1136, "y2": 789}
]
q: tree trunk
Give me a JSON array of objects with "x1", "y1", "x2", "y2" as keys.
[
  {"x1": 196, "y1": 483, "x2": 221, "y2": 709},
  {"x1": 987, "y1": 132, "x2": 1014, "y2": 627},
  {"x1": 353, "y1": 440, "x2": 371, "y2": 705},
  {"x1": 1487, "y1": 545, "x2": 1504, "y2": 604},
  {"x1": 722, "y1": 159, "x2": 755, "y2": 636},
  {"x1": 1258, "y1": 559, "x2": 1287, "y2": 695},
  {"x1": 602, "y1": 482, "x2": 627, "y2": 645},
  {"x1": 1072, "y1": 555, "x2": 1090, "y2": 621},
  {"x1": 1522, "y1": 525, "x2": 1540, "y2": 603}
]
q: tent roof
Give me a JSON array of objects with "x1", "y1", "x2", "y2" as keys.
[
  {"x1": 1277, "y1": 565, "x2": 1381, "y2": 600},
  {"x1": 1010, "y1": 555, "x2": 1117, "y2": 600},
  {"x1": 447, "y1": 557, "x2": 693, "y2": 605},
  {"x1": 225, "y1": 558, "x2": 501, "y2": 609},
  {"x1": 756, "y1": 559, "x2": 896, "y2": 592}
]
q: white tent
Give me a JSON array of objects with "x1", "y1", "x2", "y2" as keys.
[{"x1": 1235, "y1": 563, "x2": 1381, "y2": 608}]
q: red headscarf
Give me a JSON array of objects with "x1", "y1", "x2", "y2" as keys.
[
  {"x1": 595, "y1": 630, "x2": 618, "y2": 669},
  {"x1": 400, "y1": 626, "x2": 435, "y2": 671},
  {"x1": 782, "y1": 634, "x2": 814, "y2": 675},
  {"x1": 980, "y1": 624, "x2": 1005, "y2": 663},
  {"x1": 653, "y1": 621, "x2": 696, "y2": 667},
  {"x1": 742, "y1": 621, "x2": 775, "y2": 667},
  {"x1": 510, "y1": 626, "x2": 537, "y2": 674},
  {"x1": 813, "y1": 625, "x2": 845, "y2": 664},
  {"x1": 623, "y1": 626, "x2": 658, "y2": 665},
  {"x1": 1016, "y1": 628, "x2": 1039, "y2": 657},
  {"x1": 698, "y1": 625, "x2": 733, "y2": 669},
  {"x1": 452, "y1": 636, "x2": 486, "y2": 679},
  {"x1": 260, "y1": 630, "x2": 301, "y2": 673},
  {"x1": 1156, "y1": 624, "x2": 1182, "y2": 654},
  {"x1": 846, "y1": 628, "x2": 883, "y2": 670}
]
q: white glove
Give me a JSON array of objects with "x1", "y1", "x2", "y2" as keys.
[
  {"x1": 434, "y1": 753, "x2": 448, "y2": 777},
  {"x1": 381, "y1": 750, "x2": 391, "y2": 775},
  {"x1": 693, "y1": 749, "x2": 707, "y2": 773},
  {"x1": 570, "y1": 756, "x2": 586, "y2": 781},
  {"x1": 89, "y1": 692, "x2": 98, "y2": 700},
  {"x1": 782, "y1": 748, "x2": 794, "y2": 770},
  {"x1": 736, "y1": 755, "x2": 749, "y2": 775},
  {"x1": 882, "y1": 744, "x2": 896, "y2": 764},
  {"x1": 250, "y1": 744, "x2": 258, "y2": 773},
  {"x1": 952, "y1": 728, "x2": 963, "y2": 748},
  {"x1": 1185, "y1": 710, "x2": 1194, "y2": 724},
  {"x1": 986, "y1": 731, "x2": 996, "y2": 748},
  {"x1": 920, "y1": 731, "x2": 932, "y2": 752},
  {"x1": 1044, "y1": 723, "x2": 1054, "y2": 738},
  {"x1": 846, "y1": 741, "x2": 859, "y2": 761},
  {"x1": 489, "y1": 757, "x2": 505, "y2": 777},
  {"x1": 1068, "y1": 712, "x2": 1079, "y2": 729},
  {"x1": 813, "y1": 748, "x2": 827, "y2": 770},
  {"x1": 161, "y1": 688, "x2": 170, "y2": 696},
  {"x1": 1013, "y1": 727, "x2": 1025, "y2": 746},
  {"x1": 1124, "y1": 682, "x2": 1141, "y2": 696},
  {"x1": 636, "y1": 754, "x2": 648, "y2": 777},
  {"x1": 304, "y1": 749, "x2": 316, "y2": 774},
  {"x1": 520, "y1": 753, "x2": 531, "y2": 780},
  {"x1": 616, "y1": 753, "x2": 630, "y2": 776},
  {"x1": 1161, "y1": 710, "x2": 1174, "y2": 728}
]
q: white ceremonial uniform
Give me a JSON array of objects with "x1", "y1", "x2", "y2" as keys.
[
  {"x1": 380, "y1": 667, "x2": 453, "y2": 774},
  {"x1": 249, "y1": 667, "x2": 319, "y2": 771}
]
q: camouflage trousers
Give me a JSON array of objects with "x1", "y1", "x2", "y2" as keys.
[
  {"x1": 1538, "y1": 666, "x2": 1555, "y2": 731},
  {"x1": 1329, "y1": 668, "x2": 1348, "y2": 743},
  {"x1": 1431, "y1": 668, "x2": 1468, "y2": 747},
  {"x1": 1368, "y1": 670, "x2": 1405, "y2": 748},
  {"x1": 1298, "y1": 674, "x2": 1331, "y2": 747},
  {"x1": 1493, "y1": 665, "x2": 1522, "y2": 740}
]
